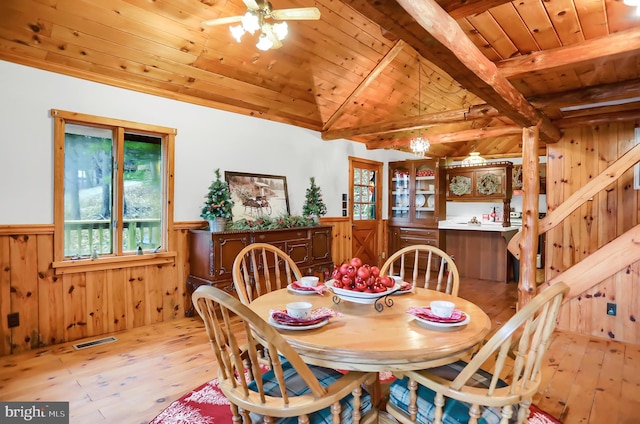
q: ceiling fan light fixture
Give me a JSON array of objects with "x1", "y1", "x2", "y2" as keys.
[
  {"x1": 256, "y1": 33, "x2": 274, "y2": 50},
  {"x1": 273, "y1": 21, "x2": 288, "y2": 40},
  {"x1": 230, "y1": 24, "x2": 245, "y2": 42},
  {"x1": 241, "y1": 11, "x2": 261, "y2": 34}
]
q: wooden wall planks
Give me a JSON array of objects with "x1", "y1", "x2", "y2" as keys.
[
  {"x1": 547, "y1": 121, "x2": 640, "y2": 345},
  {"x1": 320, "y1": 217, "x2": 352, "y2": 267},
  {"x1": 0, "y1": 227, "x2": 190, "y2": 356},
  {"x1": 0, "y1": 221, "x2": 348, "y2": 356}
]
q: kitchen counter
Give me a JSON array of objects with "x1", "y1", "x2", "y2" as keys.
[
  {"x1": 439, "y1": 220, "x2": 521, "y2": 232},
  {"x1": 440, "y1": 220, "x2": 520, "y2": 282}
]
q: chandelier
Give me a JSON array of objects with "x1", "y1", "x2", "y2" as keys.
[
  {"x1": 410, "y1": 59, "x2": 430, "y2": 156},
  {"x1": 410, "y1": 137, "x2": 430, "y2": 157},
  {"x1": 230, "y1": 11, "x2": 288, "y2": 51}
]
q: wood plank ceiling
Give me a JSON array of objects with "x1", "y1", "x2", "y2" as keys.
[{"x1": 1, "y1": 0, "x2": 639, "y2": 159}]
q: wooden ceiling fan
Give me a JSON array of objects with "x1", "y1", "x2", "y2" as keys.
[{"x1": 202, "y1": 0, "x2": 321, "y2": 50}]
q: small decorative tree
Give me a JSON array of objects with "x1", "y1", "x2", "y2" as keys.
[
  {"x1": 302, "y1": 177, "x2": 327, "y2": 221},
  {"x1": 201, "y1": 169, "x2": 234, "y2": 231}
]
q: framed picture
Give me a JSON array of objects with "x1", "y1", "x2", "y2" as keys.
[{"x1": 224, "y1": 171, "x2": 290, "y2": 220}]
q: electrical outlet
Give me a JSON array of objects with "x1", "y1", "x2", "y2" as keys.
[
  {"x1": 7, "y1": 312, "x2": 19, "y2": 328},
  {"x1": 607, "y1": 303, "x2": 617, "y2": 316}
]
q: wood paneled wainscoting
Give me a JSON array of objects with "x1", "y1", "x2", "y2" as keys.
[
  {"x1": 0, "y1": 224, "x2": 195, "y2": 356},
  {"x1": 320, "y1": 217, "x2": 352, "y2": 266}
]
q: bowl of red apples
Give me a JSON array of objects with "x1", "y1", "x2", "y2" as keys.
[{"x1": 326, "y1": 257, "x2": 400, "y2": 304}]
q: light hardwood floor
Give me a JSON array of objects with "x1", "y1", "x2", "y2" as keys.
[{"x1": 0, "y1": 278, "x2": 637, "y2": 423}]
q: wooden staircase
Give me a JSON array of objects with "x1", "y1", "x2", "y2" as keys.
[{"x1": 508, "y1": 142, "x2": 640, "y2": 302}]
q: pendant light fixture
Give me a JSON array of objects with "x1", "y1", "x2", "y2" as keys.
[
  {"x1": 461, "y1": 151, "x2": 487, "y2": 165},
  {"x1": 410, "y1": 58, "x2": 430, "y2": 157},
  {"x1": 461, "y1": 143, "x2": 486, "y2": 165}
]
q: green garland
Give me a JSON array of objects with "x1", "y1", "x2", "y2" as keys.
[{"x1": 229, "y1": 215, "x2": 316, "y2": 230}]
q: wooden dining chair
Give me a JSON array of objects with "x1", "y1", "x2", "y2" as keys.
[
  {"x1": 192, "y1": 285, "x2": 379, "y2": 423},
  {"x1": 232, "y1": 242, "x2": 304, "y2": 305},
  {"x1": 380, "y1": 245, "x2": 460, "y2": 296},
  {"x1": 386, "y1": 281, "x2": 569, "y2": 424}
]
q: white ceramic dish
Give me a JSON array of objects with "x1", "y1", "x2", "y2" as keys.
[
  {"x1": 430, "y1": 300, "x2": 456, "y2": 318},
  {"x1": 326, "y1": 280, "x2": 400, "y2": 304},
  {"x1": 415, "y1": 194, "x2": 426, "y2": 207},
  {"x1": 427, "y1": 195, "x2": 435, "y2": 208},
  {"x1": 286, "y1": 301, "x2": 312, "y2": 319},
  {"x1": 391, "y1": 282, "x2": 415, "y2": 295},
  {"x1": 268, "y1": 317, "x2": 329, "y2": 331},
  {"x1": 413, "y1": 314, "x2": 471, "y2": 331},
  {"x1": 287, "y1": 284, "x2": 319, "y2": 295},
  {"x1": 300, "y1": 276, "x2": 319, "y2": 287}
]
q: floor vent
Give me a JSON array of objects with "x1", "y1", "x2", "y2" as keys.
[{"x1": 73, "y1": 336, "x2": 117, "y2": 350}]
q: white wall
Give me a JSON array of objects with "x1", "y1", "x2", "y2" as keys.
[{"x1": 0, "y1": 60, "x2": 414, "y2": 224}]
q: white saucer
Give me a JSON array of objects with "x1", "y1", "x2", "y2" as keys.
[
  {"x1": 287, "y1": 284, "x2": 320, "y2": 295},
  {"x1": 413, "y1": 314, "x2": 471, "y2": 331},
  {"x1": 268, "y1": 317, "x2": 329, "y2": 331}
]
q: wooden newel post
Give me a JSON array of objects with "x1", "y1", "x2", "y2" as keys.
[{"x1": 518, "y1": 126, "x2": 540, "y2": 308}]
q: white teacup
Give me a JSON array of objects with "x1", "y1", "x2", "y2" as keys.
[
  {"x1": 286, "y1": 302, "x2": 312, "y2": 319},
  {"x1": 430, "y1": 300, "x2": 455, "y2": 318},
  {"x1": 300, "y1": 276, "x2": 319, "y2": 287}
]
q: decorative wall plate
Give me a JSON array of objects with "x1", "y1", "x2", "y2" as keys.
[{"x1": 450, "y1": 176, "x2": 471, "y2": 196}]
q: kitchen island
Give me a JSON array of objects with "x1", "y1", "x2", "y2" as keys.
[{"x1": 439, "y1": 220, "x2": 519, "y2": 283}]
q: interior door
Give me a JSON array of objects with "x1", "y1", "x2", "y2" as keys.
[{"x1": 350, "y1": 157, "x2": 382, "y2": 267}]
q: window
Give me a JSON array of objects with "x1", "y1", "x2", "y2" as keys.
[
  {"x1": 352, "y1": 166, "x2": 377, "y2": 221},
  {"x1": 52, "y1": 109, "x2": 175, "y2": 266}
]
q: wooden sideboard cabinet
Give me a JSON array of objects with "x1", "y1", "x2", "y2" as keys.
[{"x1": 186, "y1": 225, "x2": 333, "y2": 316}]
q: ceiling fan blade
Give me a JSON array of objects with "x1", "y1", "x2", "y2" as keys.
[
  {"x1": 243, "y1": 0, "x2": 260, "y2": 10},
  {"x1": 270, "y1": 7, "x2": 321, "y2": 20},
  {"x1": 202, "y1": 15, "x2": 243, "y2": 27}
]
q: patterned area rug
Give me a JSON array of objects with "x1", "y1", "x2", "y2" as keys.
[{"x1": 150, "y1": 372, "x2": 562, "y2": 424}]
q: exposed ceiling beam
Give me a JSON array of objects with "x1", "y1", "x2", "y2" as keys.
[
  {"x1": 323, "y1": 40, "x2": 407, "y2": 131},
  {"x1": 441, "y1": 0, "x2": 515, "y2": 19},
  {"x1": 322, "y1": 104, "x2": 500, "y2": 140},
  {"x1": 365, "y1": 125, "x2": 522, "y2": 149},
  {"x1": 554, "y1": 109, "x2": 640, "y2": 129},
  {"x1": 325, "y1": 78, "x2": 640, "y2": 141},
  {"x1": 427, "y1": 126, "x2": 523, "y2": 144},
  {"x1": 496, "y1": 27, "x2": 640, "y2": 79},
  {"x1": 340, "y1": 0, "x2": 561, "y2": 143},
  {"x1": 529, "y1": 79, "x2": 640, "y2": 111}
]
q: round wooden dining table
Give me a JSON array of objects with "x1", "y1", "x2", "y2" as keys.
[{"x1": 248, "y1": 286, "x2": 492, "y2": 372}]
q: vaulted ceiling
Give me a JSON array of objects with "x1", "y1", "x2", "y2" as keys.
[{"x1": 1, "y1": 0, "x2": 639, "y2": 159}]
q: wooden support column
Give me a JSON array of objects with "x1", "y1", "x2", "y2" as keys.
[{"x1": 518, "y1": 126, "x2": 540, "y2": 308}]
